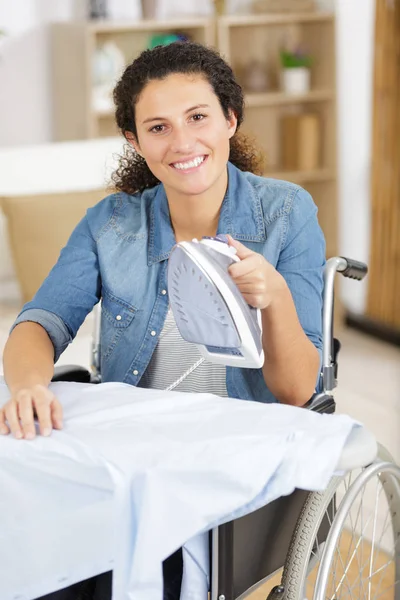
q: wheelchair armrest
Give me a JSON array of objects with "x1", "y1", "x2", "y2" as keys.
[
  {"x1": 52, "y1": 365, "x2": 92, "y2": 383},
  {"x1": 303, "y1": 393, "x2": 336, "y2": 414}
]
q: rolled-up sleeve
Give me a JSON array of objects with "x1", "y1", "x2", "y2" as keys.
[
  {"x1": 10, "y1": 309, "x2": 73, "y2": 363},
  {"x1": 277, "y1": 188, "x2": 326, "y2": 389},
  {"x1": 9, "y1": 214, "x2": 101, "y2": 363}
]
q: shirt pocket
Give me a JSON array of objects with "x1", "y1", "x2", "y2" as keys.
[{"x1": 101, "y1": 289, "x2": 137, "y2": 329}]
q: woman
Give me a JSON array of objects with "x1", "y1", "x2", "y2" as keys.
[{"x1": 1, "y1": 41, "x2": 325, "y2": 599}]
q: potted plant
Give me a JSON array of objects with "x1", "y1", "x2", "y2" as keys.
[{"x1": 280, "y1": 48, "x2": 313, "y2": 95}]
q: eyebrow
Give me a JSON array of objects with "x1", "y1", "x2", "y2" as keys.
[{"x1": 142, "y1": 104, "x2": 210, "y2": 125}]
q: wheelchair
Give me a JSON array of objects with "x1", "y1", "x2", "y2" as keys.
[{"x1": 52, "y1": 256, "x2": 400, "y2": 600}]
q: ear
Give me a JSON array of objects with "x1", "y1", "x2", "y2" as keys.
[
  {"x1": 227, "y1": 110, "x2": 238, "y2": 140},
  {"x1": 125, "y1": 131, "x2": 143, "y2": 156}
]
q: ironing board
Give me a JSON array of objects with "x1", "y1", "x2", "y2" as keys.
[{"x1": 0, "y1": 379, "x2": 377, "y2": 600}]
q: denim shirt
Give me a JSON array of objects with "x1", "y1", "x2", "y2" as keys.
[{"x1": 11, "y1": 162, "x2": 326, "y2": 403}]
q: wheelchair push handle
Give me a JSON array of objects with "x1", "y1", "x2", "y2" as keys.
[
  {"x1": 321, "y1": 256, "x2": 368, "y2": 393},
  {"x1": 337, "y1": 257, "x2": 368, "y2": 281}
]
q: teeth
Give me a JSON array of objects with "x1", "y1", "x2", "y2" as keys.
[{"x1": 173, "y1": 156, "x2": 205, "y2": 170}]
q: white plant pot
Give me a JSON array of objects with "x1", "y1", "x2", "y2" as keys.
[{"x1": 281, "y1": 67, "x2": 311, "y2": 95}]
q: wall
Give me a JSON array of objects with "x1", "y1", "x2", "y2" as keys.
[
  {"x1": 335, "y1": 0, "x2": 375, "y2": 314},
  {"x1": 0, "y1": 0, "x2": 142, "y2": 148}
]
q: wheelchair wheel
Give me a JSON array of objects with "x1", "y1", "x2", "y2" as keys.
[{"x1": 282, "y1": 444, "x2": 400, "y2": 600}]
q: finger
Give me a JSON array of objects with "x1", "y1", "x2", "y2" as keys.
[
  {"x1": 238, "y1": 293, "x2": 262, "y2": 308},
  {"x1": 50, "y1": 398, "x2": 63, "y2": 430},
  {"x1": 0, "y1": 408, "x2": 10, "y2": 435},
  {"x1": 235, "y1": 282, "x2": 267, "y2": 294},
  {"x1": 17, "y1": 392, "x2": 37, "y2": 440},
  {"x1": 229, "y1": 254, "x2": 263, "y2": 279},
  {"x1": 230, "y1": 269, "x2": 266, "y2": 285},
  {"x1": 227, "y1": 235, "x2": 255, "y2": 260},
  {"x1": 5, "y1": 402, "x2": 23, "y2": 439},
  {"x1": 33, "y1": 392, "x2": 53, "y2": 437}
]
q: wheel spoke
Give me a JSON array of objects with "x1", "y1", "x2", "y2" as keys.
[
  {"x1": 284, "y1": 462, "x2": 400, "y2": 600},
  {"x1": 370, "y1": 479, "x2": 400, "y2": 600},
  {"x1": 329, "y1": 479, "x2": 355, "y2": 596},
  {"x1": 371, "y1": 531, "x2": 397, "y2": 599},
  {"x1": 347, "y1": 555, "x2": 394, "y2": 596},
  {"x1": 373, "y1": 579, "x2": 400, "y2": 600},
  {"x1": 321, "y1": 479, "x2": 392, "y2": 600},
  {"x1": 334, "y1": 479, "x2": 392, "y2": 599},
  {"x1": 337, "y1": 513, "x2": 374, "y2": 582},
  {"x1": 342, "y1": 496, "x2": 364, "y2": 581},
  {"x1": 370, "y1": 557, "x2": 395, "y2": 578},
  {"x1": 331, "y1": 541, "x2": 362, "y2": 598},
  {"x1": 373, "y1": 501, "x2": 391, "y2": 557},
  {"x1": 360, "y1": 485, "x2": 365, "y2": 599},
  {"x1": 368, "y1": 481, "x2": 381, "y2": 599},
  {"x1": 372, "y1": 551, "x2": 397, "y2": 600}
]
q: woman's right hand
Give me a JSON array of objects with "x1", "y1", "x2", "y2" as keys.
[{"x1": 0, "y1": 384, "x2": 63, "y2": 440}]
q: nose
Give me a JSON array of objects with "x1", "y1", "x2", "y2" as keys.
[{"x1": 169, "y1": 124, "x2": 195, "y2": 154}]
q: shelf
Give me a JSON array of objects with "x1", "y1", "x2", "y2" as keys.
[
  {"x1": 245, "y1": 89, "x2": 334, "y2": 107},
  {"x1": 219, "y1": 11, "x2": 334, "y2": 27},
  {"x1": 263, "y1": 168, "x2": 335, "y2": 183},
  {"x1": 87, "y1": 17, "x2": 213, "y2": 34},
  {"x1": 93, "y1": 90, "x2": 335, "y2": 118}
]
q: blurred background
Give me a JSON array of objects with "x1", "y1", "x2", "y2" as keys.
[{"x1": 0, "y1": 0, "x2": 398, "y2": 460}]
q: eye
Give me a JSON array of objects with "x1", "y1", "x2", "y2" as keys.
[
  {"x1": 191, "y1": 113, "x2": 207, "y2": 122},
  {"x1": 149, "y1": 123, "x2": 166, "y2": 133}
]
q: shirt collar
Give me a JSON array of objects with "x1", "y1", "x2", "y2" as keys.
[{"x1": 148, "y1": 162, "x2": 266, "y2": 265}]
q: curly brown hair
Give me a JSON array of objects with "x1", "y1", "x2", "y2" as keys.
[{"x1": 111, "y1": 41, "x2": 266, "y2": 195}]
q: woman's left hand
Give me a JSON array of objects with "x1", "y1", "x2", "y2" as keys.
[{"x1": 227, "y1": 235, "x2": 286, "y2": 310}]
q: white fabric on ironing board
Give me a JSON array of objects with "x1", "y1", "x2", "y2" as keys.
[{"x1": 0, "y1": 379, "x2": 363, "y2": 600}]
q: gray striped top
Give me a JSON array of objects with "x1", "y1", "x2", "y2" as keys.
[{"x1": 137, "y1": 307, "x2": 228, "y2": 397}]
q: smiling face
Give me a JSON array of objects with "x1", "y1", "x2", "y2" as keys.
[{"x1": 130, "y1": 73, "x2": 237, "y2": 199}]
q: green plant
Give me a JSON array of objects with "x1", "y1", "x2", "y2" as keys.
[{"x1": 280, "y1": 49, "x2": 312, "y2": 69}]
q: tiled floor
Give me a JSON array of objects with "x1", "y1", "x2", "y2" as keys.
[{"x1": 1, "y1": 302, "x2": 398, "y2": 463}]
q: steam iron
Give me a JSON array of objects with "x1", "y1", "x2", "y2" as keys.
[{"x1": 168, "y1": 236, "x2": 264, "y2": 368}]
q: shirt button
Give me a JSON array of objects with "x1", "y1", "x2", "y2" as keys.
[
  {"x1": 151, "y1": 330, "x2": 157, "y2": 336},
  {"x1": 116, "y1": 315, "x2": 122, "y2": 321},
  {"x1": 133, "y1": 369, "x2": 139, "y2": 376},
  {"x1": 161, "y1": 289, "x2": 167, "y2": 295}
]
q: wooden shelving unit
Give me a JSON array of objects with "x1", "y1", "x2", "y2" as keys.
[
  {"x1": 51, "y1": 11, "x2": 338, "y2": 259},
  {"x1": 217, "y1": 11, "x2": 337, "y2": 259},
  {"x1": 51, "y1": 18, "x2": 215, "y2": 141},
  {"x1": 217, "y1": 11, "x2": 334, "y2": 26},
  {"x1": 244, "y1": 89, "x2": 334, "y2": 108}
]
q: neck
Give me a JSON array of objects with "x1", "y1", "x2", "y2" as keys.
[{"x1": 166, "y1": 168, "x2": 228, "y2": 243}]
